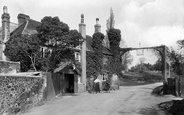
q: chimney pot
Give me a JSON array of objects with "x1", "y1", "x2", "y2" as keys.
[
  {"x1": 17, "y1": 13, "x2": 30, "y2": 26},
  {"x1": 81, "y1": 14, "x2": 84, "y2": 23},
  {"x1": 3, "y1": 6, "x2": 8, "y2": 14}
]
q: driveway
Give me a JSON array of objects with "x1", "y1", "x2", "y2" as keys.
[{"x1": 20, "y1": 82, "x2": 180, "y2": 115}]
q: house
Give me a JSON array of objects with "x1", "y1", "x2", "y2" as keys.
[{"x1": 0, "y1": 6, "x2": 113, "y2": 93}]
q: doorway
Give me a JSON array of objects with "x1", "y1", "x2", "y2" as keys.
[{"x1": 64, "y1": 74, "x2": 74, "y2": 93}]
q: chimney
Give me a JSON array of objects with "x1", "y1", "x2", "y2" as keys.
[
  {"x1": 94, "y1": 18, "x2": 101, "y2": 33},
  {"x1": 17, "y1": 13, "x2": 30, "y2": 26},
  {"x1": 1, "y1": 6, "x2": 10, "y2": 60},
  {"x1": 79, "y1": 14, "x2": 86, "y2": 91}
]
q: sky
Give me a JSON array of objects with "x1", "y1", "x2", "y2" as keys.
[{"x1": 1, "y1": 0, "x2": 184, "y2": 67}]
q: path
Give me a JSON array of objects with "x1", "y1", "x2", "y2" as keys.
[{"x1": 20, "y1": 82, "x2": 180, "y2": 115}]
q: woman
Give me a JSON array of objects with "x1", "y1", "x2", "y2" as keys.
[{"x1": 94, "y1": 77, "x2": 100, "y2": 93}]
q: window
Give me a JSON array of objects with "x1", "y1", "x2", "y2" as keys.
[{"x1": 75, "y1": 52, "x2": 80, "y2": 62}]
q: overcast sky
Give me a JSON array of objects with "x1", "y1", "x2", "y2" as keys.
[{"x1": 1, "y1": 0, "x2": 184, "y2": 66}]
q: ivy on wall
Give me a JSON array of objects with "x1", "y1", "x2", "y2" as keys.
[
  {"x1": 86, "y1": 32, "x2": 104, "y2": 78},
  {"x1": 107, "y1": 28, "x2": 123, "y2": 76}
]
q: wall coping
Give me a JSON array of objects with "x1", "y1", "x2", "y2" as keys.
[
  {"x1": 0, "y1": 72, "x2": 42, "y2": 78},
  {"x1": 0, "y1": 60, "x2": 20, "y2": 64}
]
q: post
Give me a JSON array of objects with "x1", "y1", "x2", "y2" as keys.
[
  {"x1": 162, "y1": 45, "x2": 168, "y2": 94},
  {"x1": 79, "y1": 14, "x2": 86, "y2": 91},
  {"x1": 163, "y1": 45, "x2": 167, "y2": 83}
]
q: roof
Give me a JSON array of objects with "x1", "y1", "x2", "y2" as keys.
[
  {"x1": 54, "y1": 61, "x2": 81, "y2": 74},
  {"x1": 86, "y1": 35, "x2": 112, "y2": 55},
  {"x1": 10, "y1": 19, "x2": 40, "y2": 37},
  {"x1": 86, "y1": 35, "x2": 94, "y2": 52}
]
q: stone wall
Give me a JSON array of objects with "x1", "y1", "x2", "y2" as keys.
[
  {"x1": 0, "y1": 61, "x2": 20, "y2": 74},
  {"x1": 0, "y1": 73, "x2": 45, "y2": 114}
]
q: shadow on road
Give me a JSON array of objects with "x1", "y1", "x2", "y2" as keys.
[{"x1": 138, "y1": 107, "x2": 167, "y2": 115}]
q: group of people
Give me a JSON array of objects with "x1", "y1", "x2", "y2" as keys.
[{"x1": 87, "y1": 75, "x2": 111, "y2": 94}]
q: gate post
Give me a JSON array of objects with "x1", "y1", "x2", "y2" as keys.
[{"x1": 163, "y1": 45, "x2": 167, "y2": 83}]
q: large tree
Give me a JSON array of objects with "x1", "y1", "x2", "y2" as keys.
[
  {"x1": 36, "y1": 16, "x2": 83, "y2": 72},
  {"x1": 5, "y1": 16, "x2": 83, "y2": 72},
  {"x1": 4, "y1": 34, "x2": 41, "y2": 72}
]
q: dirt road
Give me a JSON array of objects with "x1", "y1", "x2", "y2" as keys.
[{"x1": 20, "y1": 82, "x2": 180, "y2": 115}]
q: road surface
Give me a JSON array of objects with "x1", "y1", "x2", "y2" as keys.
[{"x1": 20, "y1": 82, "x2": 180, "y2": 115}]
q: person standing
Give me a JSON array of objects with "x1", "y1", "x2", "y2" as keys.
[{"x1": 94, "y1": 77, "x2": 100, "y2": 93}]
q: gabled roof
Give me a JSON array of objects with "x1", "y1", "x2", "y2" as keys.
[
  {"x1": 10, "y1": 19, "x2": 40, "y2": 37},
  {"x1": 54, "y1": 61, "x2": 81, "y2": 74}
]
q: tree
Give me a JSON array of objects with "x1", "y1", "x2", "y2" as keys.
[
  {"x1": 153, "y1": 59, "x2": 163, "y2": 71},
  {"x1": 120, "y1": 39, "x2": 133, "y2": 70},
  {"x1": 169, "y1": 48, "x2": 184, "y2": 76},
  {"x1": 108, "y1": 28, "x2": 122, "y2": 76},
  {"x1": 139, "y1": 57, "x2": 146, "y2": 64},
  {"x1": 5, "y1": 16, "x2": 83, "y2": 72},
  {"x1": 4, "y1": 34, "x2": 41, "y2": 72},
  {"x1": 36, "y1": 16, "x2": 83, "y2": 72},
  {"x1": 121, "y1": 52, "x2": 133, "y2": 70}
]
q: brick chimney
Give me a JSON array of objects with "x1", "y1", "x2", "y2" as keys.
[
  {"x1": 1, "y1": 6, "x2": 10, "y2": 60},
  {"x1": 17, "y1": 13, "x2": 30, "y2": 26},
  {"x1": 94, "y1": 18, "x2": 101, "y2": 33},
  {"x1": 79, "y1": 14, "x2": 86, "y2": 91}
]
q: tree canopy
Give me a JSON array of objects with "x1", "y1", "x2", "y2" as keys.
[
  {"x1": 4, "y1": 34, "x2": 41, "y2": 71},
  {"x1": 5, "y1": 16, "x2": 83, "y2": 72}
]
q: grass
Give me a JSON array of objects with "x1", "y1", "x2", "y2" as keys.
[{"x1": 119, "y1": 71, "x2": 163, "y2": 86}]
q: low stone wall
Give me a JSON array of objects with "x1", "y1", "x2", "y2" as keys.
[
  {"x1": 0, "y1": 60, "x2": 20, "y2": 74},
  {"x1": 0, "y1": 73, "x2": 45, "y2": 114}
]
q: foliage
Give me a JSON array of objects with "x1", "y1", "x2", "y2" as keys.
[
  {"x1": 106, "y1": 8, "x2": 115, "y2": 30},
  {"x1": 120, "y1": 39, "x2": 133, "y2": 70},
  {"x1": 169, "y1": 48, "x2": 184, "y2": 76},
  {"x1": 36, "y1": 16, "x2": 83, "y2": 72},
  {"x1": 4, "y1": 34, "x2": 41, "y2": 72},
  {"x1": 86, "y1": 32, "x2": 104, "y2": 78},
  {"x1": 107, "y1": 28, "x2": 122, "y2": 76},
  {"x1": 153, "y1": 59, "x2": 163, "y2": 71},
  {"x1": 121, "y1": 52, "x2": 133, "y2": 70},
  {"x1": 177, "y1": 39, "x2": 184, "y2": 49}
]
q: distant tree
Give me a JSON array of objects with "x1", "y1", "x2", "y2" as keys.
[
  {"x1": 121, "y1": 52, "x2": 133, "y2": 70},
  {"x1": 36, "y1": 16, "x2": 83, "y2": 72},
  {"x1": 169, "y1": 48, "x2": 184, "y2": 76},
  {"x1": 4, "y1": 34, "x2": 41, "y2": 71},
  {"x1": 153, "y1": 59, "x2": 163, "y2": 71},
  {"x1": 120, "y1": 39, "x2": 133, "y2": 70},
  {"x1": 139, "y1": 57, "x2": 146, "y2": 64},
  {"x1": 177, "y1": 39, "x2": 184, "y2": 49}
]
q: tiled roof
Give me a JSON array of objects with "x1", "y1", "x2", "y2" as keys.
[
  {"x1": 86, "y1": 35, "x2": 94, "y2": 52},
  {"x1": 10, "y1": 19, "x2": 40, "y2": 37}
]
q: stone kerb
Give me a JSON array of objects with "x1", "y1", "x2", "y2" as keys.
[{"x1": 0, "y1": 72, "x2": 45, "y2": 114}]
